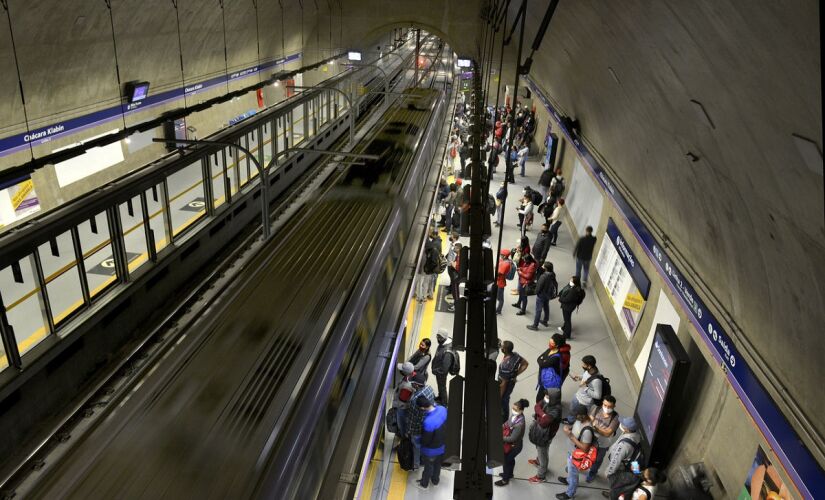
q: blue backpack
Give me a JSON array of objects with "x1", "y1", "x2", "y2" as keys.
[{"x1": 540, "y1": 354, "x2": 562, "y2": 389}]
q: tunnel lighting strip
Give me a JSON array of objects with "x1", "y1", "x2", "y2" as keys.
[{"x1": 523, "y1": 74, "x2": 824, "y2": 498}]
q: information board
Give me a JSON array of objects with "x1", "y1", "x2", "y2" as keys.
[{"x1": 594, "y1": 218, "x2": 650, "y2": 338}]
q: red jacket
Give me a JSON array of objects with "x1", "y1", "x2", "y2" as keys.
[
  {"x1": 496, "y1": 260, "x2": 512, "y2": 288},
  {"x1": 558, "y1": 344, "x2": 571, "y2": 379},
  {"x1": 517, "y1": 260, "x2": 537, "y2": 286}
]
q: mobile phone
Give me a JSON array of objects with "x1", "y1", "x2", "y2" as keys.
[{"x1": 630, "y1": 461, "x2": 641, "y2": 475}]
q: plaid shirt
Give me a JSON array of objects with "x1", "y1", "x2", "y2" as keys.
[{"x1": 407, "y1": 385, "x2": 436, "y2": 436}]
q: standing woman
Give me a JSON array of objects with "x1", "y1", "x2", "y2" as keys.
[
  {"x1": 548, "y1": 198, "x2": 566, "y2": 246},
  {"x1": 496, "y1": 398, "x2": 530, "y2": 486}
]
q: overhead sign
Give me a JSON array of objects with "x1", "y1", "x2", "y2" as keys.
[
  {"x1": 524, "y1": 74, "x2": 824, "y2": 498},
  {"x1": 0, "y1": 52, "x2": 303, "y2": 158}
]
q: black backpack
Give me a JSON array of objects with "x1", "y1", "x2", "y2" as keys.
[
  {"x1": 423, "y1": 247, "x2": 440, "y2": 274},
  {"x1": 487, "y1": 194, "x2": 496, "y2": 216},
  {"x1": 551, "y1": 178, "x2": 565, "y2": 197},
  {"x1": 576, "y1": 287, "x2": 587, "y2": 306},
  {"x1": 617, "y1": 437, "x2": 643, "y2": 469},
  {"x1": 608, "y1": 470, "x2": 651, "y2": 500},
  {"x1": 587, "y1": 374, "x2": 612, "y2": 407},
  {"x1": 386, "y1": 407, "x2": 399, "y2": 434},
  {"x1": 531, "y1": 189, "x2": 543, "y2": 205},
  {"x1": 447, "y1": 350, "x2": 461, "y2": 376}
]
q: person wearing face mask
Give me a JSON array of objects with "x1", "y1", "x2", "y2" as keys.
[
  {"x1": 431, "y1": 331, "x2": 459, "y2": 406},
  {"x1": 585, "y1": 395, "x2": 620, "y2": 483},
  {"x1": 528, "y1": 262, "x2": 558, "y2": 331},
  {"x1": 558, "y1": 276, "x2": 586, "y2": 339},
  {"x1": 556, "y1": 406, "x2": 596, "y2": 499},
  {"x1": 535, "y1": 334, "x2": 567, "y2": 401},
  {"x1": 496, "y1": 399, "x2": 530, "y2": 487},
  {"x1": 602, "y1": 417, "x2": 642, "y2": 486},
  {"x1": 532, "y1": 223, "x2": 552, "y2": 265},
  {"x1": 407, "y1": 338, "x2": 432, "y2": 385},
  {"x1": 570, "y1": 355, "x2": 603, "y2": 415},
  {"x1": 527, "y1": 388, "x2": 562, "y2": 484},
  {"x1": 497, "y1": 341, "x2": 529, "y2": 421},
  {"x1": 513, "y1": 253, "x2": 537, "y2": 315}
]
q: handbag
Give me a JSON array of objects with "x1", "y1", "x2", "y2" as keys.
[
  {"x1": 571, "y1": 426, "x2": 598, "y2": 470},
  {"x1": 503, "y1": 424, "x2": 513, "y2": 454}
]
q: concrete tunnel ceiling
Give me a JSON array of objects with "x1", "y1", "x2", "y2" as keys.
[{"x1": 0, "y1": 0, "x2": 822, "y2": 477}]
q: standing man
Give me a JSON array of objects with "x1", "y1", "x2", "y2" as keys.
[
  {"x1": 556, "y1": 406, "x2": 596, "y2": 500},
  {"x1": 494, "y1": 181, "x2": 507, "y2": 227},
  {"x1": 408, "y1": 381, "x2": 436, "y2": 471},
  {"x1": 602, "y1": 417, "x2": 642, "y2": 481},
  {"x1": 498, "y1": 340, "x2": 529, "y2": 421},
  {"x1": 570, "y1": 355, "x2": 604, "y2": 415},
  {"x1": 573, "y1": 226, "x2": 598, "y2": 287},
  {"x1": 527, "y1": 262, "x2": 558, "y2": 331},
  {"x1": 584, "y1": 395, "x2": 620, "y2": 483},
  {"x1": 517, "y1": 142, "x2": 529, "y2": 177},
  {"x1": 446, "y1": 242, "x2": 462, "y2": 313},
  {"x1": 415, "y1": 396, "x2": 448, "y2": 490},
  {"x1": 558, "y1": 276, "x2": 586, "y2": 339},
  {"x1": 528, "y1": 387, "x2": 562, "y2": 484},
  {"x1": 532, "y1": 223, "x2": 552, "y2": 265},
  {"x1": 431, "y1": 330, "x2": 458, "y2": 406},
  {"x1": 496, "y1": 249, "x2": 514, "y2": 315}
]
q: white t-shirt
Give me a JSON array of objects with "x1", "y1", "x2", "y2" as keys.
[{"x1": 627, "y1": 484, "x2": 656, "y2": 500}]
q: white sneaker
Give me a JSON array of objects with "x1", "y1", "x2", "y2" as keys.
[{"x1": 557, "y1": 327, "x2": 564, "y2": 333}]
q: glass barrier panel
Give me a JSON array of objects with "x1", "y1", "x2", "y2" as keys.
[
  {"x1": 35, "y1": 233, "x2": 84, "y2": 326},
  {"x1": 167, "y1": 160, "x2": 207, "y2": 239},
  {"x1": 144, "y1": 183, "x2": 170, "y2": 252},
  {"x1": 277, "y1": 114, "x2": 288, "y2": 154},
  {"x1": 78, "y1": 212, "x2": 116, "y2": 300},
  {"x1": 209, "y1": 150, "x2": 228, "y2": 208},
  {"x1": 224, "y1": 147, "x2": 239, "y2": 197},
  {"x1": 293, "y1": 106, "x2": 305, "y2": 146},
  {"x1": 320, "y1": 92, "x2": 329, "y2": 126},
  {"x1": 308, "y1": 99, "x2": 317, "y2": 138},
  {"x1": 262, "y1": 120, "x2": 274, "y2": 168},
  {"x1": 119, "y1": 195, "x2": 149, "y2": 274},
  {"x1": 0, "y1": 256, "x2": 49, "y2": 361}
]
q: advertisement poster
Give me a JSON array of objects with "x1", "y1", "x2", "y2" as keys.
[
  {"x1": 594, "y1": 218, "x2": 651, "y2": 339},
  {"x1": 636, "y1": 330, "x2": 675, "y2": 441},
  {"x1": 738, "y1": 446, "x2": 793, "y2": 499},
  {"x1": 0, "y1": 177, "x2": 41, "y2": 229}
]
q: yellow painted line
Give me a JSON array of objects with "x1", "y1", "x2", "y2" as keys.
[{"x1": 386, "y1": 460, "x2": 410, "y2": 500}]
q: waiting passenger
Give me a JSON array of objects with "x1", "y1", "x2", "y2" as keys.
[
  {"x1": 494, "y1": 181, "x2": 507, "y2": 227},
  {"x1": 606, "y1": 466, "x2": 666, "y2": 500},
  {"x1": 573, "y1": 226, "x2": 598, "y2": 288},
  {"x1": 408, "y1": 338, "x2": 432, "y2": 385},
  {"x1": 532, "y1": 224, "x2": 552, "y2": 265},
  {"x1": 431, "y1": 331, "x2": 459, "y2": 406},
  {"x1": 447, "y1": 242, "x2": 462, "y2": 313},
  {"x1": 497, "y1": 341, "x2": 529, "y2": 421},
  {"x1": 557, "y1": 406, "x2": 596, "y2": 499},
  {"x1": 513, "y1": 253, "x2": 537, "y2": 316},
  {"x1": 496, "y1": 398, "x2": 530, "y2": 487},
  {"x1": 517, "y1": 142, "x2": 530, "y2": 177},
  {"x1": 538, "y1": 162, "x2": 554, "y2": 197},
  {"x1": 535, "y1": 333, "x2": 567, "y2": 401},
  {"x1": 528, "y1": 388, "x2": 563, "y2": 484},
  {"x1": 408, "y1": 381, "x2": 436, "y2": 471},
  {"x1": 558, "y1": 276, "x2": 586, "y2": 338},
  {"x1": 527, "y1": 262, "x2": 558, "y2": 331},
  {"x1": 415, "y1": 396, "x2": 448, "y2": 490},
  {"x1": 570, "y1": 355, "x2": 604, "y2": 414},
  {"x1": 585, "y1": 395, "x2": 620, "y2": 483},
  {"x1": 517, "y1": 194, "x2": 534, "y2": 237},
  {"x1": 496, "y1": 249, "x2": 514, "y2": 315},
  {"x1": 547, "y1": 198, "x2": 566, "y2": 246},
  {"x1": 393, "y1": 362, "x2": 418, "y2": 437},
  {"x1": 602, "y1": 417, "x2": 642, "y2": 480}
]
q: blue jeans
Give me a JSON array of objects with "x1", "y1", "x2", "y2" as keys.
[
  {"x1": 501, "y1": 379, "x2": 515, "y2": 421},
  {"x1": 516, "y1": 282, "x2": 528, "y2": 311},
  {"x1": 575, "y1": 258, "x2": 591, "y2": 283},
  {"x1": 413, "y1": 435, "x2": 422, "y2": 468},
  {"x1": 532, "y1": 295, "x2": 550, "y2": 327},
  {"x1": 566, "y1": 455, "x2": 580, "y2": 497},
  {"x1": 570, "y1": 395, "x2": 585, "y2": 416},
  {"x1": 549, "y1": 220, "x2": 561, "y2": 244},
  {"x1": 496, "y1": 286, "x2": 505, "y2": 313},
  {"x1": 519, "y1": 160, "x2": 526, "y2": 176},
  {"x1": 420, "y1": 453, "x2": 443, "y2": 487}
]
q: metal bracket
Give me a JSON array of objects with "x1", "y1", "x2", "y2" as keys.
[{"x1": 339, "y1": 472, "x2": 358, "y2": 484}]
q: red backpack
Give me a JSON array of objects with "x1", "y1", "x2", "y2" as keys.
[{"x1": 571, "y1": 427, "x2": 598, "y2": 470}]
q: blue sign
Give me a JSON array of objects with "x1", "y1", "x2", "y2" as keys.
[
  {"x1": 228, "y1": 110, "x2": 257, "y2": 126},
  {"x1": 524, "y1": 75, "x2": 824, "y2": 499},
  {"x1": 606, "y1": 218, "x2": 650, "y2": 298},
  {"x1": 0, "y1": 52, "x2": 303, "y2": 159}
]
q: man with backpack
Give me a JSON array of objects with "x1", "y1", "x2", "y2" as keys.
[
  {"x1": 570, "y1": 355, "x2": 610, "y2": 415},
  {"x1": 407, "y1": 380, "x2": 436, "y2": 470},
  {"x1": 603, "y1": 417, "x2": 643, "y2": 479},
  {"x1": 527, "y1": 387, "x2": 562, "y2": 484},
  {"x1": 532, "y1": 224, "x2": 552, "y2": 265},
  {"x1": 558, "y1": 276, "x2": 586, "y2": 339},
  {"x1": 418, "y1": 231, "x2": 443, "y2": 301},
  {"x1": 527, "y1": 262, "x2": 558, "y2": 331},
  {"x1": 606, "y1": 466, "x2": 666, "y2": 500},
  {"x1": 431, "y1": 330, "x2": 460, "y2": 406},
  {"x1": 556, "y1": 406, "x2": 596, "y2": 499},
  {"x1": 498, "y1": 340, "x2": 529, "y2": 421},
  {"x1": 585, "y1": 395, "x2": 621, "y2": 483},
  {"x1": 535, "y1": 333, "x2": 567, "y2": 401},
  {"x1": 496, "y1": 249, "x2": 515, "y2": 315},
  {"x1": 538, "y1": 162, "x2": 554, "y2": 197},
  {"x1": 415, "y1": 396, "x2": 448, "y2": 490}
]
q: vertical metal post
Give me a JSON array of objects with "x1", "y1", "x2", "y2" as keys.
[
  {"x1": 0, "y1": 292, "x2": 23, "y2": 369},
  {"x1": 107, "y1": 206, "x2": 130, "y2": 283},
  {"x1": 302, "y1": 101, "x2": 309, "y2": 143},
  {"x1": 414, "y1": 28, "x2": 420, "y2": 88},
  {"x1": 30, "y1": 251, "x2": 55, "y2": 335},
  {"x1": 139, "y1": 191, "x2": 158, "y2": 262},
  {"x1": 201, "y1": 157, "x2": 215, "y2": 217},
  {"x1": 70, "y1": 226, "x2": 92, "y2": 306},
  {"x1": 160, "y1": 179, "x2": 175, "y2": 244}
]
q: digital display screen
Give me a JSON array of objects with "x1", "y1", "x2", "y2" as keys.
[
  {"x1": 456, "y1": 58, "x2": 471, "y2": 68},
  {"x1": 127, "y1": 81, "x2": 150, "y2": 103},
  {"x1": 636, "y1": 331, "x2": 676, "y2": 443},
  {"x1": 347, "y1": 51, "x2": 362, "y2": 61}
]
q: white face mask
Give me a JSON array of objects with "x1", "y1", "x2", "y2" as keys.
[
  {"x1": 569, "y1": 281, "x2": 575, "y2": 287},
  {"x1": 602, "y1": 406, "x2": 614, "y2": 414},
  {"x1": 544, "y1": 396, "x2": 550, "y2": 403},
  {"x1": 511, "y1": 409, "x2": 519, "y2": 417}
]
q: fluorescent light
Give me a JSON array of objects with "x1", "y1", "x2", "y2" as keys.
[
  {"x1": 273, "y1": 81, "x2": 280, "y2": 87},
  {"x1": 348, "y1": 51, "x2": 362, "y2": 61},
  {"x1": 456, "y1": 58, "x2": 471, "y2": 68}
]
